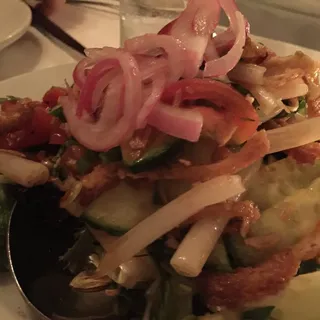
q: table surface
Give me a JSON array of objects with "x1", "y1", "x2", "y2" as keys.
[{"x1": 0, "y1": 26, "x2": 76, "y2": 81}]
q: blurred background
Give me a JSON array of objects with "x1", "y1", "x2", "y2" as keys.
[
  {"x1": 23, "y1": 0, "x2": 320, "y2": 50},
  {"x1": 1, "y1": 0, "x2": 320, "y2": 81}
]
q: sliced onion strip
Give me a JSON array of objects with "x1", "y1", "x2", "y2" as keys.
[
  {"x1": 137, "y1": 73, "x2": 167, "y2": 128},
  {"x1": 267, "y1": 78, "x2": 309, "y2": 100},
  {"x1": 0, "y1": 152, "x2": 49, "y2": 187},
  {"x1": 228, "y1": 62, "x2": 266, "y2": 85},
  {"x1": 170, "y1": 214, "x2": 229, "y2": 277},
  {"x1": 170, "y1": 0, "x2": 221, "y2": 78},
  {"x1": 204, "y1": 12, "x2": 246, "y2": 77},
  {"x1": 267, "y1": 117, "x2": 320, "y2": 154},
  {"x1": 248, "y1": 85, "x2": 286, "y2": 122},
  {"x1": 96, "y1": 174, "x2": 245, "y2": 274},
  {"x1": 124, "y1": 34, "x2": 184, "y2": 82}
]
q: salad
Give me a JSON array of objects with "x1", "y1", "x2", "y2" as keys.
[{"x1": 2, "y1": 0, "x2": 320, "y2": 319}]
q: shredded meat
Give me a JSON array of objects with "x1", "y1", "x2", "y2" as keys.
[
  {"x1": 189, "y1": 200, "x2": 260, "y2": 237},
  {"x1": 79, "y1": 164, "x2": 120, "y2": 206},
  {"x1": 287, "y1": 142, "x2": 320, "y2": 164},
  {"x1": 307, "y1": 96, "x2": 320, "y2": 118},
  {"x1": 241, "y1": 37, "x2": 275, "y2": 65},
  {"x1": 0, "y1": 100, "x2": 34, "y2": 135},
  {"x1": 121, "y1": 130, "x2": 270, "y2": 182},
  {"x1": 262, "y1": 51, "x2": 316, "y2": 75},
  {"x1": 197, "y1": 250, "x2": 300, "y2": 309},
  {"x1": 264, "y1": 68, "x2": 305, "y2": 87},
  {"x1": 261, "y1": 51, "x2": 318, "y2": 89}
]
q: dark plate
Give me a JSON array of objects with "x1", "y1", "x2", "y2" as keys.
[{"x1": 7, "y1": 184, "x2": 118, "y2": 320}]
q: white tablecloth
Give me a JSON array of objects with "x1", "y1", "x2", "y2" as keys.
[{"x1": 0, "y1": 26, "x2": 76, "y2": 81}]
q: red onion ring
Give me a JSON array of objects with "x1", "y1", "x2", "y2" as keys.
[
  {"x1": 204, "y1": 12, "x2": 246, "y2": 77},
  {"x1": 169, "y1": 0, "x2": 221, "y2": 78},
  {"x1": 147, "y1": 102, "x2": 203, "y2": 142},
  {"x1": 77, "y1": 58, "x2": 119, "y2": 116},
  {"x1": 61, "y1": 51, "x2": 142, "y2": 151},
  {"x1": 125, "y1": 34, "x2": 185, "y2": 82},
  {"x1": 137, "y1": 73, "x2": 167, "y2": 128},
  {"x1": 72, "y1": 57, "x2": 94, "y2": 88},
  {"x1": 64, "y1": 0, "x2": 255, "y2": 149},
  {"x1": 208, "y1": 0, "x2": 250, "y2": 57}
]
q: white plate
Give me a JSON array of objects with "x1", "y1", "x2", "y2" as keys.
[
  {"x1": 0, "y1": 0, "x2": 32, "y2": 52},
  {"x1": 258, "y1": 0, "x2": 320, "y2": 17},
  {"x1": 0, "y1": 35, "x2": 320, "y2": 320}
]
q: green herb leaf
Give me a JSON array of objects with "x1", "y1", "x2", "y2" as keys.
[
  {"x1": 49, "y1": 105, "x2": 66, "y2": 122},
  {"x1": 275, "y1": 96, "x2": 307, "y2": 119},
  {"x1": 297, "y1": 96, "x2": 307, "y2": 115},
  {"x1": 99, "y1": 147, "x2": 122, "y2": 164},
  {"x1": 150, "y1": 276, "x2": 194, "y2": 320},
  {"x1": 232, "y1": 84, "x2": 259, "y2": 108},
  {"x1": 241, "y1": 306, "x2": 275, "y2": 320},
  {"x1": 51, "y1": 138, "x2": 78, "y2": 178},
  {"x1": 232, "y1": 83, "x2": 251, "y2": 96},
  {"x1": 52, "y1": 139, "x2": 122, "y2": 177}
]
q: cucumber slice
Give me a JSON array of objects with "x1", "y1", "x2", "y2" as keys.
[
  {"x1": 224, "y1": 233, "x2": 269, "y2": 267},
  {"x1": 83, "y1": 182, "x2": 157, "y2": 235},
  {"x1": 121, "y1": 127, "x2": 178, "y2": 172},
  {"x1": 206, "y1": 239, "x2": 233, "y2": 272},
  {"x1": 156, "y1": 179, "x2": 192, "y2": 204},
  {"x1": 245, "y1": 158, "x2": 320, "y2": 210}
]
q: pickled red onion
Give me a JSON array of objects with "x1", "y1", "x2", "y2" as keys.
[
  {"x1": 64, "y1": 0, "x2": 253, "y2": 150},
  {"x1": 61, "y1": 94, "x2": 130, "y2": 151},
  {"x1": 77, "y1": 49, "x2": 142, "y2": 118},
  {"x1": 169, "y1": 0, "x2": 221, "y2": 78},
  {"x1": 147, "y1": 102, "x2": 203, "y2": 142},
  {"x1": 124, "y1": 34, "x2": 185, "y2": 82},
  {"x1": 204, "y1": 12, "x2": 246, "y2": 77},
  {"x1": 73, "y1": 57, "x2": 93, "y2": 88},
  {"x1": 77, "y1": 58, "x2": 119, "y2": 116},
  {"x1": 137, "y1": 73, "x2": 167, "y2": 128}
]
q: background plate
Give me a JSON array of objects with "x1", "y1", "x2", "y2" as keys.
[{"x1": 0, "y1": 0, "x2": 32, "y2": 52}]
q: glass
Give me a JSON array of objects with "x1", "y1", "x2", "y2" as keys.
[{"x1": 119, "y1": 0, "x2": 186, "y2": 45}]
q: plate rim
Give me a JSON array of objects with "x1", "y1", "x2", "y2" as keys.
[{"x1": 0, "y1": 0, "x2": 32, "y2": 51}]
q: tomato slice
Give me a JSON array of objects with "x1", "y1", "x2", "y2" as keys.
[
  {"x1": 42, "y1": 86, "x2": 68, "y2": 108},
  {"x1": 161, "y1": 78, "x2": 260, "y2": 144},
  {"x1": 0, "y1": 105, "x2": 67, "y2": 150},
  {"x1": 49, "y1": 127, "x2": 68, "y2": 145}
]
